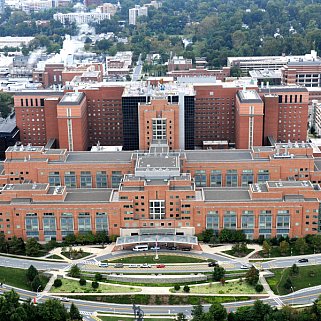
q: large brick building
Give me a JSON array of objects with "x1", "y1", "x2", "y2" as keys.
[
  {"x1": 1, "y1": 140, "x2": 321, "y2": 242},
  {"x1": 14, "y1": 81, "x2": 310, "y2": 151}
]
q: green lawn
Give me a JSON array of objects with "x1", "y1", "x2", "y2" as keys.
[
  {"x1": 222, "y1": 249, "x2": 253, "y2": 258},
  {"x1": 0, "y1": 266, "x2": 48, "y2": 291},
  {"x1": 46, "y1": 254, "x2": 65, "y2": 260},
  {"x1": 109, "y1": 254, "x2": 206, "y2": 264},
  {"x1": 171, "y1": 280, "x2": 261, "y2": 295},
  {"x1": 267, "y1": 265, "x2": 321, "y2": 295},
  {"x1": 99, "y1": 317, "x2": 173, "y2": 321},
  {"x1": 61, "y1": 251, "x2": 91, "y2": 260},
  {"x1": 70, "y1": 294, "x2": 250, "y2": 305},
  {"x1": 257, "y1": 246, "x2": 314, "y2": 258},
  {"x1": 50, "y1": 278, "x2": 141, "y2": 293}
]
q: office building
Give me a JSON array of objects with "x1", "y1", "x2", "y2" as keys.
[
  {"x1": 129, "y1": 5, "x2": 148, "y2": 25},
  {"x1": 53, "y1": 12, "x2": 111, "y2": 25}
]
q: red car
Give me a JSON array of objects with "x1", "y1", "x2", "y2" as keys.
[{"x1": 156, "y1": 264, "x2": 166, "y2": 268}]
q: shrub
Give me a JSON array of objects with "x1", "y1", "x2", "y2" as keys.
[
  {"x1": 79, "y1": 278, "x2": 86, "y2": 286},
  {"x1": 92, "y1": 281, "x2": 99, "y2": 289},
  {"x1": 95, "y1": 273, "x2": 103, "y2": 281},
  {"x1": 183, "y1": 285, "x2": 190, "y2": 293},
  {"x1": 255, "y1": 284, "x2": 264, "y2": 293},
  {"x1": 53, "y1": 279, "x2": 62, "y2": 288},
  {"x1": 174, "y1": 284, "x2": 180, "y2": 291}
]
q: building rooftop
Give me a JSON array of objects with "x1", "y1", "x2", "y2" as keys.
[
  {"x1": 203, "y1": 188, "x2": 251, "y2": 202},
  {"x1": 259, "y1": 86, "x2": 308, "y2": 93},
  {"x1": 64, "y1": 189, "x2": 112, "y2": 203},
  {"x1": 249, "y1": 69, "x2": 282, "y2": 78},
  {"x1": 58, "y1": 92, "x2": 85, "y2": 105},
  {"x1": 237, "y1": 90, "x2": 262, "y2": 103},
  {"x1": 64, "y1": 151, "x2": 133, "y2": 164},
  {"x1": 185, "y1": 150, "x2": 254, "y2": 162},
  {"x1": 3, "y1": 183, "x2": 48, "y2": 191},
  {"x1": 267, "y1": 181, "x2": 313, "y2": 188}
]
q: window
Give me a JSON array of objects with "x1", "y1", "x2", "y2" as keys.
[
  {"x1": 206, "y1": 210, "x2": 219, "y2": 229},
  {"x1": 226, "y1": 170, "x2": 238, "y2": 187},
  {"x1": 241, "y1": 169, "x2": 253, "y2": 186},
  {"x1": 223, "y1": 211, "x2": 236, "y2": 229},
  {"x1": 195, "y1": 170, "x2": 207, "y2": 187},
  {"x1": 210, "y1": 170, "x2": 222, "y2": 187},
  {"x1": 48, "y1": 172, "x2": 61, "y2": 186},
  {"x1": 258, "y1": 169, "x2": 269, "y2": 183},
  {"x1": 64, "y1": 171, "x2": 76, "y2": 188},
  {"x1": 25, "y1": 215, "x2": 39, "y2": 238},
  {"x1": 78, "y1": 212, "x2": 91, "y2": 232},
  {"x1": 242, "y1": 211, "x2": 254, "y2": 228},
  {"x1": 61, "y1": 213, "x2": 74, "y2": 237},
  {"x1": 259, "y1": 214, "x2": 272, "y2": 228},
  {"x1": 95, "y1": 212, "x2": 108, "y2": 231},
  {"x1": 152, "y1": 118, "x2": 167, "y2": 140},
  {"x1": 277, "y1": 215, "x2": 290, "y2": 228},
  {"x1": 96, "y1": 171, "x2": 107, "y2": 188},
  {"x1": 149, "y1": 200, "x2": 165, "y2": 219},
  {"x1": 43, "y1": 217, "x2": 56, "y2": 240},
  {"x1": 112, "y1": 171, "x2": 122, "y2": 188},
  {"x1": 80, "y1": 171, "x2": 92, "y2": 188}
]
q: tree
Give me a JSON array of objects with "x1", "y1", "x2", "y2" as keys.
[
  {"x1": 183, "y1": 285, "x2": 190, "y2": 293},
  {"x1": 8, "y1": 236, "x2": 25, "y2": 255},
  {"x1": 312, "y1": 235, "x2": 321, "y2": 253},
  {"x1": 25, "y1": 238, "x2": 42, "y2": 257},
  {"x1": 284, "y1": 277, "x2": 293, "y2": 290},
  {"x1": 26, "y1": 265, "x2": 38, "y2": 283},
  {"x1": 95, "y1": 231, "x2": 109, "y2": 246},
  {"x1": 94, "y1": 273, "x2": 102, "y2": 282},
  {"x1": 64, "y1": 234, "x2": 76, "y2": 245},
  {"x1": 207, "y1": 302, "x2": 227, "y2": 321},
  {"x1": 69, "y1": 265, "x2": 81, "y2": 278},
  {"x1": 191, "y1": 303, "x2": 204, "y2": 321},
  {"x1": 255, "y1": 284, "x2": 264, "y2": 292},
  {"x1": 295, "y1": 238, "x2": 308, "y2": 255},
  {"x1": 0, "y1": 92, "x2": 13, "y2": 118},
  {"x1": 174, "y1": 284, "x2": 180, "y2": 291},
  {"x1": 31, "y1": 275, "x2": 42, "y2": 292},
  {"x1": 290, "y1": 264, "x2": 299, "y2": 275},
  {"x1": 245, "y1": 267, "x2": 259, "y2": 286},
  {"x1": 279, "y1": 240, "x2": 290, "y2": 255},
  {"x1": 262, "y1": 240, "x2": 272, "y2": 256},
  {"x1": 69, "y1": 302, "x2": 82, "y2": 321},
  {"x1": 176, "y1": 312, "x2": 187, "y2": 321},
  {"x1": 91, "y1": 281, "x2": 99, "y2": 289},
  {"x1": 79, "y1": 278, "x2": 86, "y2": 286},
  {"x1": 213, "y1": 266, "x2": 225, "y2": 282},
  {"x1": 53, "y1": 279, "x2": 62, "y2": 288},
  {"x1": 37, "y1": 298, "x2": 69, "y2": 321}
]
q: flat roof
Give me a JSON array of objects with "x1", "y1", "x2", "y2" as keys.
[
  {"x1": 267, "y1": 181, "x2": 313, "y2": 188},
  {"x1": 64, "y1": 151, "x2": 133, "y2": 163},
  {"x1": 136, "y1": 155, "x2": 178, "y2": 169},
  {"x1": 185, "y1": 150, "x2": 253, "y2": 162},
  {"x1": 3, "y1": 183, "x2": 48, "y2": 191},
  {"x1": 237, "y1": 90, "x2": 262, "y2": 103},
  {"x1": 203, "y1": 188, "x2": 251, "y2": 202},
  {"x1": 64, "y1": 189, "x2": 112, "y2": 203},
  {"x1": 259, "y1": 87, "x2": 308, "y2": 93},
  {"x1": 58, "y1": 92, "x2": 85, "y2": 105}
]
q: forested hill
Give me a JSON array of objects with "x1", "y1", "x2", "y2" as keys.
[{"x1": 117, "y1": 0, "x2": 321, "y2": 67}]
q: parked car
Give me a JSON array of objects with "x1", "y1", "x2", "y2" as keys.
[
  {"x1": 298, "y1": 258, "x2": 309, "y2": 263},
  {"x1": 114, "y1": 263, "x2": 124, "y2": 268},
  {"x1": 181, "y1": 247, "x2": 191, "y2": 251},
  {"x1": 150, "y1": 246, "x2": 161, "y2": 251},
  {"x1": 240, "y1": 264, "x2": 252, "y2": 269},
  {"x1": 140, "y1": 263, "x2": 151, "y2": 268},
  {"x1": 167, "y1": 246, "x2": 177, "y2": 250},
  {"x1": 128, "y1": 264, "x2": 140, "y2": 268},
  {"x1": 156, "y1": 264, "x2": 166, "y2": 268},
  {"x1": 59, "y1": 297, "x2": 70, "y2": 302},
  {"x1": 208, "y1": 261, "x2": 218, "y2": 267},
  {"x1": 98, "y1": 262, "x2": 109, "y2": 268}
]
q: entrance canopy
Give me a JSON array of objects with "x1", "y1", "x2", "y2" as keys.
[{"x1": 116, "y1": 234, "x2": 198, "y2": 246}]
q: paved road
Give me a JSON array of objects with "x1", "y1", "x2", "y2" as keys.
[{"x1": 0, "y1": 256, "x2": 68, "y2": 270}]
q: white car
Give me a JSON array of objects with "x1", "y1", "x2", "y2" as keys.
[
  {"x1": 150, "y1": 246, "x2": 160, "y2": 251},
  {"x1": 128, "y1": 264, "x2": 140, "y2": 268},
  {"x1": 98, "y1": 262, "x2": 109, "y2": 268},
  {"x1": 140, "y1": 263, "x2": 151, "y2": 268},
  {"x1": 59, "y1": 297, "x2": 70, "y2": 302},
  {"x1": 240, "y1": 264, "x2": 252, "y2": 269}
]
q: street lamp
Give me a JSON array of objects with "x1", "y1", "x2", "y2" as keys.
[
  {"x1": 36, "y1": 285, "x2": 41, "y2": 297},
  {"x1": 290, "y1": 286, "x2": 295, "y2": 306},
  {"x1": 291, "y1": 248, "x2": 293, "y2": 256}
]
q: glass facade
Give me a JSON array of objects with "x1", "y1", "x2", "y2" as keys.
[
  {"x1": 149, "y1": 200, "x2": 165, "y2": 219},
  {"x1": 111, "y1": 171, "x2": 122, "y2": 188},
  {"x1": 25, "y1": 214, "x2": 39, "y2": 238},
  {"x1": 223, "y1": 211, "x2": 237, "y2": 229},
  {"x1": 96, "y1": 212, "x2": 108, "y2": 231},
  {"x1": 60, "y1": 213, "x2": 74, "y2": 237},
  {"x1": 43, "y1": 215, "x2": 56, "y2": 240},
  {"x1": 206, "y1": 211, "x2": 219, "y2": 230},
  {"x1": 184, "y1": 95, "x2": 195, "y2": 150},
  {"x1": 78, "y1": 213, "x2": 91, "y2": 232}
]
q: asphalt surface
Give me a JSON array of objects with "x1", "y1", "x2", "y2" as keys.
[{"x1": 132, "y1": 54, "x2": 143, "y2": 81}]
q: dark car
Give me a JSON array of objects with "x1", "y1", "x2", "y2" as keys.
[
  {"x1": 167, "y1": 246, "x2": 177, "y2": 250},
  {"x1": 181, "y1": 247, "x2": 191, "y2": 251},
  {"x1": 298, "y1": 258, "x2": 309, "y2": 263},
  {"x1": 208, "y1": 261, "x2": 218, "y2": 267}
]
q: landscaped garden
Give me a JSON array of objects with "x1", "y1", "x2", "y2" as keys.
[
  {"x1": 50, "y1": 278, "x2": 141, "y2": 293},
  {"x1": 109, "y1": 254, "x2": 207, "y2": 264},
  {"x1": 267, "y1": 264, "x2": 321, "y2": 295}
]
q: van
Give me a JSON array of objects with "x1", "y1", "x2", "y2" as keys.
[
  {"x1": 98, "y1": 262, "x2": 109, "y2": 268},
  {"x1": 133, "y1": 244, "x2": 149, "y2": 251}
]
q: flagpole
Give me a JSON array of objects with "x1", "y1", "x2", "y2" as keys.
[{"x1": 155, "y1": 235, "x2": 159, "y2": 260}]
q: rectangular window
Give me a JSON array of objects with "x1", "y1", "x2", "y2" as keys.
[
  {"x1": 48, "y1": 172, "x2": 61, "y2": 186},
  {"x1": 242, "y1": 213, "x2": 254, "y2": 228},
  {"x1": 80, "y1": 171, "x2": 92, "y2": 188},
  {"x1": 96, "y1": 171, "x2": 107, "y2": 188},
  {"x1": 195, "y1": 170, "x2": 207, "y2": 187},
  {"x1": 223, "y1": 211, "x2": 236, "y2": 229},
  {"x1": 78, "y1": 213, "x2": 91, "y2": 232},
  {"x1": 60, "y1": 214, "x2": 74, "y2": 237},
  {"x1": 241, "y1": 169, "x2": 253, "y2": 187},
  {"x1": 226, "y1": 170, "x2": 238, "y2": 187},
  {"x1": 277, "y1": 215, "x2": 290, "y2": 228},
  {"x1": 149, "y1": 200, "x2": 165, "y2": 219},
  {"x1": 95, "y1": 212, "x2": 108, "y2": 231},
  {"x1": 206, "y1": 211, "x2": 219, "y2": 229},
  {"x1": 152, "y1": 118, "x2": 167, "y2": 140},
  {"x1": 64, "y1": 171, "x2": 76, "y2": 188},
  {"x1": 210, "y1": 170, "x2": 222, "y2": 187},
  {"x1": 259, "y1": 215, "x2": 272, "y2": 228},
  {"x1": 258, "y1": 169, "x2": 269, "y2": 183},
  {"x1": 112, "y1": 171, "x2": 122, "y2": 188}
]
